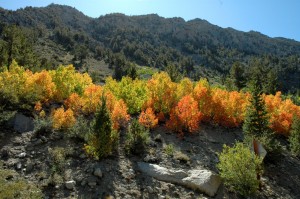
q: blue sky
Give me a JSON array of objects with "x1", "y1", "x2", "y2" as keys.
[{"x1": 0, "y1": 0, "x2": 299, "y2": 41}]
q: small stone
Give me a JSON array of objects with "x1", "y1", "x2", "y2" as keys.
[
  {"x1": 81, "y1": 180, "x2": 86, "y2": 186},
  {"x1": 154, "y1": 134, "x2": 162, "y2": 142},
  {"x1": 158, "y1": 194, "x2": 165, "y2": 199},
  {"x1": 87, "y1": 176, "x2": 97, "y2": 187},
  {"x1": 16, "y1": 162, "x2": 22, "y2": 170},
  {"x1": 144, "y1": 154, "x2": 158, "y2": 163},
  {"x1": 147, "y1": 186, "x2": 154, "y2": 194},
  {"x1": 18, "y1": 152, "x2": 26, "y2": 158},
  {"x1": 26, "y1": 146, "x2": 34, "y2": 151},
  {"x1": 106, "y1": 167, "x2": 111, "y2": 172},
  {"x1": 41, "y1": 136, "x2": 47, "y2": 142},
  {"x1": 94, "y1": 168, "x2": 102, "y2": 178},
  {"x1": 149, "y1": 140, "x2": 157, "y2": 147},
  {"x1": 65, "y1": 180, "x2": 76, "y2": 190},
  {"x1": 88, "y1": 181, "x2": 97, "y2": 187},
  {"x1": 34, "y1": 139, "x2": 43, "y2": 145},
  {"x1": 79, "y1": 154, "x2": 86, "y2": 159}
]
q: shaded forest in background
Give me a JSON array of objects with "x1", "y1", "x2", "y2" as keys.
[{"x1": 0, "y1": 4, "x2": 299, "y2": 95}]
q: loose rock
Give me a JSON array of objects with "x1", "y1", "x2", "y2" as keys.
[
  {"x1": 94, "y1": 168, "x2": 103, "y2": 178},
  {"x1": 65, "y1": 180, "x2": 76, "y2": 190},
  {"x1": 16, "y1": 162, "x2": 22, "y2": 170},
  {"x1": 147, "y1": 186, "x2": 154, "y2": 194},
  {"x1": 18, "y1": 152, "x2": 26, "y2": 158}
]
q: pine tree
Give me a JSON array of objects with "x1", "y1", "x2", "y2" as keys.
[
  {"x1": 289, "y1": 115, "x2": 300, "y2": 156},
  {"x1": 229, "y1": 62, "x2": 245, "y2": 91},
  {"x1": 243, "y1": 77, "x2": 273, "y2": 149},
  {"x1": 84, "y1": 94, "x2": 113, "y2": 159}
]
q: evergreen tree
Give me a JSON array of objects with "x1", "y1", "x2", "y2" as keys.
[
  {"x1": 0, "y1": 25, "x2": 38, "y2": 69},
  {"x1": 243, "y1": 77, "x2": 272, "y2": 145},
  {"x1": 229, "y1": 62, "x2": 245, "y2": 90},
  {"x1": 84, "y1": 94, "x2": 113, "y2": 159},
  {"x1": 263, "y1": 69, "x2": 278, "y2": 95},
  {"x1": 165, "y1": 64, "x2": 182, "y2": 82},
  {"x1": 289, "y1": 115, "x2": 300, "y2": 156},
  {"x1": 126, "y1": 63, "x2": 138, "y2": 80}
]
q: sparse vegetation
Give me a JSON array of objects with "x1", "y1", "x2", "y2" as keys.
[
  {"x1": 67, "y1": 115, "x2": 91, "y2": 141},
  {"x1": 174, "y1": 151, "x2": 190, "y2": 163},
  {"x1": 48, "y1": 147, "x2": 67, "y2": 173},
  {"x1": 33, "y1": 116, "x2": 53, "y2": 136},
  {"x1": 0, "y1": 168, "x2": 43, "y2": 199},
  {"x1": 164, "y1": 144, "x2": 175, "y2": 157},
  {"x1": 125, "y1": 119, "x2": 150, "y2": 155}
]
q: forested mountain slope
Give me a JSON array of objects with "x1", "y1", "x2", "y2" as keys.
[{"x1": 0, "y1": 4, "x2": 299, "y2": 92}]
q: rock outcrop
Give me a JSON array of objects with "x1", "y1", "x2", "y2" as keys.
[
  {"x1": 13, "y1": 113, "x2": 34, "y2": 133},
  {"x1": 137, "y1": 162, "x2": 221, "y2": 196}
]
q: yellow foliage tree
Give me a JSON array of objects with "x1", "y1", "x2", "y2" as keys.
[
  {"x1": 146, "y1": 72, "x2": 177, "y2": 114},
  {"x1": 52, "y1": 107, "x2": 76, "y2": 130}
]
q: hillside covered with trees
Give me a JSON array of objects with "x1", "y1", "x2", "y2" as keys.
[
  {"x1": 1, "y1": 4, "x2": 300, "y2": 199},
  {"x1": 0, "y1": 4, "x2": 300, "y2": 94}
]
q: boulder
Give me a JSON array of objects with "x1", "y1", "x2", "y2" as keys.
[
  {"x1": 13, "y1": 113, "x2": 34, "y2": 133},
  {"x1": 183, "y1": 170, "x2": 221, "y2": 197},
  {"x1": 137, "y1": 162, "x2": 187, "y2": 184},
  {"x1": 137, "y1": 162, "x2": 221, "y2": 197}
]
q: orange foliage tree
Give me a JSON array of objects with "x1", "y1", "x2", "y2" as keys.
[
  {"x1": 211, "y1": 89, "x2": 249, "y2": 127},
  {"x1": 166, "y1": 95, "x2": 202, "y2": 134},
  {"x1": 52, "y1": 107, "x2": 76, "y2": 130},
  {"x1": 139, "y1": 107, "x2": 158, "y2": 129},
  {"x1": 64, "y1": 93, "x2": 83, "y2": 114},
  {"x1": 193, "y1": 79, "x2": 213, "y2": 122},
  {"x1": 111, "y1": 99, "x2": 130, "y2": 130},
  {"x1": 264, "y1": 92, "x2": 300, "y2": 136}
]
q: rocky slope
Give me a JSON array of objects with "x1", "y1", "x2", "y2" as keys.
[{"x1": 1, "y1": 114, "x2": 300, "y2": 199}]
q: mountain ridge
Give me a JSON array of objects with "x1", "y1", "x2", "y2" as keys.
[{"x1": 0, "y1": 4, "x2": 299, "y2": 93}]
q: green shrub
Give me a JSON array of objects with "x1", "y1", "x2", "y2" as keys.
[
  {"x1": 49, "y1": 173, "x2": 63, "y2": 186},
  {"x1": 125, "y1": 118, "x2": 150, "y2": 155},
  {"x1": 217, "y1": 142, "x2": 263, "y2": 196},
  {"x1": 48, "y1": 147, "x2": 67, "y2": 174},
  {"x1": 0, "y1": 168, "x2": 43, "y2": 199},
  {"x1": 67, "y1": 115, "x2": 91, "y2": 141},
  {"x1": 289, "y1": 116, "x2": 300, "y2": 156},
  {"x1": 33, "y1": 116, "x2": 52, "y2": 136},
  {"x1": 164, "y1": 144, "x2": 175, "y2": 157}
]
